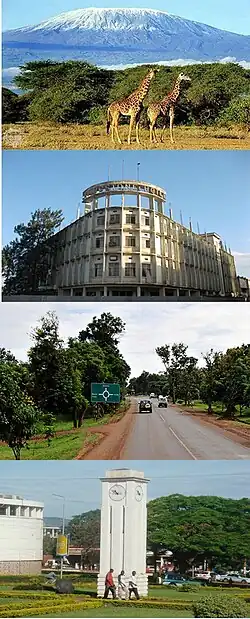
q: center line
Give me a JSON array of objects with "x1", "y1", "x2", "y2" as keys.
[{"x1": 158, "y1": 412, "x2": 197, "y2": 460}]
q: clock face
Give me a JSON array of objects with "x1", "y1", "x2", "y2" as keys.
[
  {"x1": 135, "y1": 485, "x2": 143, "y2": 501},
  {"x1": 109, "y1": 484, "x2": 126, "y2": 501}
]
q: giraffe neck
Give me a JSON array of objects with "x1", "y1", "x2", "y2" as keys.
[
  {"x1": 161, "y1": 78, "x2": 182, "y2": 107},
  {"x1": 136, "y1": 72, "x2": 154, "y2": 103}
]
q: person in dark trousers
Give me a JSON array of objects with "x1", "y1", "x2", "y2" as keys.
[
  {"x1": 128, "y1": 571, "x2": 140, "y2": 599},
  {"x1": 103, "y1": 568, "x2": 116, "y2": 599}
]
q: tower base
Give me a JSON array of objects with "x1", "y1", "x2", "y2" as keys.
[{"x1": 97, "y1": 573, "x2": 148, "y2": 598}]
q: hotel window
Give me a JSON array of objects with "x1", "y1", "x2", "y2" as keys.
[
  {"x1": 109, "y1": 236, "x2": 120, "y2": 248},
  {"x1": 96, "y1": 216, "x2": 105, "y2": 226},
  {"x1": 125, "y1": 263, "x2": 136, "y2": 277},
  {"x1": 142, "y1": 263, "x2": 151, "y2": 277},
  {"x1": 126, "y1": 214, "x2": 136, "y2": 225},
  {"x1": 0, "y1": 505, "x2": 7, "y2": 516},
  {"x1": 110, "y1": 214, "x2": 120, "y2": 225},
  {"x1": 95, "y1": 237, "x2": 104, "y2": 249},
  {"x1": 125, "y1": 236, "x2": 136, "y2": 247},
  {"x1": 142, "y1": 238, "x2": 150, "y2": 249},
  {"x1": 109, "y1": 263, "x2": 120, "y2": 277},
  {"x1": 10, "y1": 506, "x2": 17, "y2": 516},
  {"x1": 94, "y1": 263, "x2": 103, "y2": 277}
]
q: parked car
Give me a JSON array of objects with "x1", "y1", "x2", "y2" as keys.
[
  {"x1": 216, "y1": 573, "x2": 250, "y2": 584},
  {"x1": 149, "y1": 393, "x2": 156, "y2": 398},
  {"x1": 139, "y1": 400, "x2": 152, "y2": 413},
  {"x1": 163, "y1": 573, "x2": 204, "y2": 586},
  {"x1": 194, "y1": 571, "x2": 211, "y2": 581},
  {"x1": 158, "y1": 398, "x2": 168, "y2": 408}
]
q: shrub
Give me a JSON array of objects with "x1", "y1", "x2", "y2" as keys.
[
  {"x1": 88, "y1": 105, "x2": 106, "y2": 125},
  {"x1": 193, "y1": 593, "x2": 249, "y2": 618},
  {"x1": 218, "y1": 97, "x2": 250, "y2": 128},
  {"x1": 180, "y1": 583, "x2": 203, "y2": 592}
]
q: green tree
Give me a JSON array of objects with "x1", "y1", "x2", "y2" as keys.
[
  {"x1": 2, "y1": 88, "x2": 19, "y2": 123},
  {"x1": 66, "y1": 510, "x2": 100, "y2": 565},
  {"x1": 200, "y1": 350, "x2": 221, "y2": 414},
  {"x1": 0, "y1": 362, "x2": 44, "y2": 459},
  {"x1": 15, "y1": 61, "x2": 114, "y2": 124},
  {"x1": 2, "y1": 208, "x2": 64, "y2": 295},
  {"x1": 147, "y1": 494, "x2": 250, "y2": 573},
  {"x1": 79, "y1": 312, "x2": 126, "y2": 349}
]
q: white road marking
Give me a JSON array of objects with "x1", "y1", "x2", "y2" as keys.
[{"x1": 158, "y1": 412, "x2": 197, "y2": 459}]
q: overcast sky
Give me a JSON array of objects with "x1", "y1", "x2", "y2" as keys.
[
  {"x1": 0, "y1": 302, "x2": 250, "y2": 376},
  {"x1": 0, "y1": 461, "x2": 249, "y2": 518}
]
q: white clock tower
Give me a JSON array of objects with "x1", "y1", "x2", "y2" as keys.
[{"x1": 97, "y1": 469, "x2": 149, "y2": 597}]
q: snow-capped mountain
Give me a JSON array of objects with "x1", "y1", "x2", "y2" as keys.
[
  {"x1": 2, "y1": 7, "x2": 250, "y2": 89},
  {"x1": 3, "y1": 7, "x2": 250, "y2": 58}
]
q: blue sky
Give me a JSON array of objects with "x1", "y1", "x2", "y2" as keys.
[
  {"x1": 3, "y1": 151, "x2": 250, "y2": 277},
  {"x1": 0, "y1": 461, "x2": 249, "y2": 518},
  {"x1": 2, "y1": 0, "x2": 250, "y2": 35}
]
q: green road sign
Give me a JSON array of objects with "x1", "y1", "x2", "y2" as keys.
[{"x1": 91, "y1": 383, "x2": 120, "y2": 403}]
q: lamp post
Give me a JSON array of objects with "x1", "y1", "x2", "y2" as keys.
[{"x1": 53, "y1": 494, "x2": 66, "y2": 579}]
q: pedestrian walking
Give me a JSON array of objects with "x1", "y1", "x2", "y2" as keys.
[
  {"x1": 103, "y1": 568, "x2": 116, "y2": 599},
  {"x1": 118, "y1": 570, "x2": 129, "y2": 600},
  {"x1": 128, "y1": 571, "x2": 140, "y2": 599}
]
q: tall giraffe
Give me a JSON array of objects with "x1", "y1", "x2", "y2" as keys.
[
  {"x1": 107, "y1": 68, "x2": 159, "y2": 145},
  {"x1": 147, "y1": 73, "x2": 191, "y2": 144}
]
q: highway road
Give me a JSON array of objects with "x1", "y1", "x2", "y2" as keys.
[{"x1": 121, "y1": 398, "x2": 250, "y2": 460}]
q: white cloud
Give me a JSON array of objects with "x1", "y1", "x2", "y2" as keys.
[
  {"x1": 233, "y1": 252, "x2": 250, "y2": 278},
  {"x1": 103, "y1": 57, "x2": 250, "y2": 70},
  {"x1": 0, "y1": 302, "x2": 250, "y2": 376}
]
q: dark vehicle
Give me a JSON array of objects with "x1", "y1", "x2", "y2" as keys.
[
  {"x1": 158, "y1": 398, "x2": 168, "y2": 408},
  {"x1": 139, "y1": 400, "x2": 152, "y2": 413}
]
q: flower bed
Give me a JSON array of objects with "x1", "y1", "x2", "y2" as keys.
[{"x1": 0, "y1": 600, "x2": 103, "y2": 618}]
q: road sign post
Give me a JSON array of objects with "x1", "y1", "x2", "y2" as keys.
[{"x1": 91, "y1": 383, "x2": 120, "y2": 404}]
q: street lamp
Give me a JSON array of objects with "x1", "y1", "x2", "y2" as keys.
[{"x1": 53, "y1": 494, "x2": 66, "y2": 579}]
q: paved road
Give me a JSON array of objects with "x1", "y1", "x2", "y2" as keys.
[{"x1": 121, "y1": 398, "x2": 250, "y2": 460}]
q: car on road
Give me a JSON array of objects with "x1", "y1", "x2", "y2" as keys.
[
  {"x1": 149, "y1": 393, "x2": 156, "y2": 398},
  {"x1": 163, "y1": 573, "x2": 205, "y2": 586},
  {"x1": 158, "y1": 398, "x2": 168, "y2": 408},
  {"x1": 139, "y1": 400, "x2": 152, "y2": 413},
  {"x1": 194, "y1": 571, "x2": 211, "y2": 581},
  {"x1": 215, "y1": 573, "x2": 250, "y2": 584}
]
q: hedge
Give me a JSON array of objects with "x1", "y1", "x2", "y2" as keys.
[
  {"x1": 0, "y1": 601, "x2": 103, "y2": 618},
  {"x1": 193, "y1": 594, "x2": 249, "y2": 618}
]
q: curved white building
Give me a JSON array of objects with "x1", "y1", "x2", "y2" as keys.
[
  {"x1": 0, "y1": 494, "x2": 44, "y2": 574},
  {"x1": 37, "y1": 179, "x2": 238, "y2": 299}
]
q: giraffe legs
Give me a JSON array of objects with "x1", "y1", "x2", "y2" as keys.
[
  {"x1": 160, "y1": 122, "x2": 167, "y2": 143},
  {"x1": 135, "y1": 112, "x2": 141, "y2": 145},
  {"x1": 112, "y1": 110, "x2": 122, "y2": 144},
  {"x1": 169, "y1": 106, "x2": 175, "y2": 144},
  {"x1": 128, "y1": 113, "x2": 136, "y2": 145}
]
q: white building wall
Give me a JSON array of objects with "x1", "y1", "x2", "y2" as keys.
[{"x1": 0, "y1": 497, "x2": 43, "y2": 567}]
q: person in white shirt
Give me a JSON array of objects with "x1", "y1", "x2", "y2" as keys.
[
  {"x1": 118, "y1": 570, "x2": 129, "y2": 600},
  {"x1": 128, "y1": 570, "x2": 140, "y2": 599}
]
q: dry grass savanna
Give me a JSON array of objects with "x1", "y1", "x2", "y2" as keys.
[{"x1": 2, "y1": 122, "x2": 250, "y2": 150}]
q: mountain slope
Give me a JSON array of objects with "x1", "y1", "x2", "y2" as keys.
[{"x1": 3, "y1": 7, "x2": 250, "y2": 61}]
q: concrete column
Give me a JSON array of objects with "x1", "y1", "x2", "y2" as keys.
[
  {"x1": 137, "y1": 286, "x2": 141, "y2": 297},
  {"x1": 97, "y1": 470, "x2": 149, "y2": 598},
  {"x1": 70, "y1": 288, "x2": 73, "y2": 296},
  {"x1": 176, "y1": 288, "x2": 179, "y2": 296},
  {"x1": 104, "y1": 286, "x2": 108, "y2": 296}
]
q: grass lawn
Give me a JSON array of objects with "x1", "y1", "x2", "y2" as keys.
[
  {"x1": 0, "y1": 406, "x2": 127, "y2": 460},
  {"x1": 3, "y1": 122, "x2": 250, "y2": 150},
  {"x1": 181, "y1": 400, "x2": 250, "y2": 424},
  {"x1": 0, "y1": 429, "x2": 100, "y2": 460}
]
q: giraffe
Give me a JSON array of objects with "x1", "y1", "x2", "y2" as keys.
[
  {"x1": 107, "y1": 68, "x2": 159, "y2": 145},
  {"x1": 147, "y1": 73, "x2": 191, "y2": 144}
]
